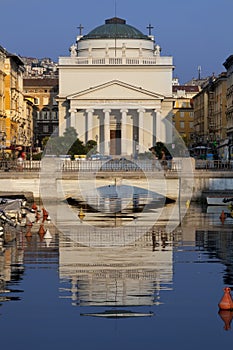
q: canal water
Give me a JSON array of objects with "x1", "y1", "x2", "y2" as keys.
[{"x1": 0, "y1": 201, "x2": 233, "y2": 350}]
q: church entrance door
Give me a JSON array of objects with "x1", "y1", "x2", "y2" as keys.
[{"x1": 110, "y1": 130, "x2": 121, "y2": 155}]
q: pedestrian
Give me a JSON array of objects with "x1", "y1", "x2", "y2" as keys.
[
  {"x1": 161, "y1": 150, "x2": 167, "y2": 170},
  {"x1": 17, "y1": 156, "x2": 23, "y2": 171}
]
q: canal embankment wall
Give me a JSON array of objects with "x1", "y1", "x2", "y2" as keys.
[{"x1": 0, "y1": 170, "x2": 233, "y2": 203}]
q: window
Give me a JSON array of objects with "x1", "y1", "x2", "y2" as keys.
[
  {"x1": 180, "y1": 121, "x2": 185, "y2": 129},
  {"x1": 41, "y1": 108, "x2": 50, "y2": 120},
  {"x1": 180, "y1": 111, "x2": 184, "y2": 118},
  {"x1": 34, "y1": 97, "x2": 39, "y2": 105},
  {"x1": 43, "y1": 125, "x2": 49, "y2": 133},
  {"x1": 51, "y1": 108, "x2": 58, "y2": 120},
  {"x1": 43, "y1": 97, "x2": 49, "y2": 105}
]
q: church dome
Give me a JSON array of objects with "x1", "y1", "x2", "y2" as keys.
[{"x1": 81, "y1": 17, "x2": 150, "y2": 41}]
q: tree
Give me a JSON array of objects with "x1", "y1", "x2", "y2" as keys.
[{"x1": 85, "y1": 140, "x2": 97, "y2": 154}]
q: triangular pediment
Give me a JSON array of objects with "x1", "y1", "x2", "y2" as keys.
[{"x1": 67, "y1": 80, "x2": 164, "y2": 101}]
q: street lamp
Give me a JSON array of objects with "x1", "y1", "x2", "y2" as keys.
[
  {"x1": 0, "y1": 131, "x2": 8, "y2": 171},
  {"x1": 11, "y1": 136, "x2": 17, "y2": 160}
]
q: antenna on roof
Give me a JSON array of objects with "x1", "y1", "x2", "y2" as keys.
[
  {"x1": 198, "y1": 66, "x2": 201, "y2": 80},
  {"x1": 114, "y1": 0, "x2": 117, "y2": 57},
  {"x1": 115, "y1": 0, "x2": 117, "y2": 17}
]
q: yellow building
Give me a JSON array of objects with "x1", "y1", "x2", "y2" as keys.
[
  {"x1": 23, "y1": 78, "x2": 59, "y2": 148},
  {"x1": 0, "y1": 46, "x2": 7, "y2": 149},
  {"x1": 172, "y1": 85, "x2": 199, "y2": 147},
  {"x1": 4, "y1": 52, "x2": 25, "y2": 149}
]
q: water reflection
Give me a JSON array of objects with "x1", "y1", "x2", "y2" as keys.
[
  {"x1": 1, "y1": 201, "x2": 233, "y2": 328},
  {"x1": 59, "y1": 228, "x2": 174, "y2": 308}
]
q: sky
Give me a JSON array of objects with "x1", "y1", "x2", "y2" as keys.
[{"x1": 1, "y1": 0, "x2": 233, "y2": 84}]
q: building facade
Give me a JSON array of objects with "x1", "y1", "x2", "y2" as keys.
[
  {"x1": 4, "y1": 53, "x2": 25, "y2": 149},
  {"x1": 223, "y1": 55, "x2": 233, "y2": 144},
  {"x1": 172, "y1": 85, "x2": 199, "y2": 147},
  {"x1": 0, "y1": 46, "x2": 7, "y2": 153},
  {"x1": 193, "y1": 73, "x2": 227, "y2": 148},
  {"x1": 58, "y1": 17, "x2": 174, "y2": 157},
  {"x1": 23, "y1": 78, "x2": 59, "y2": 148}
]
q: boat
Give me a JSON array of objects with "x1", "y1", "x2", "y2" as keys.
[
  {"x1": 206, "y1": 196, "x2": 233, "y2": 206},
  {"x1": 0, "y1": 198, "x2": 24, "y2": 218},
  {"x1": 80, "y1": 310, "x2": 154, "y2": 318}
]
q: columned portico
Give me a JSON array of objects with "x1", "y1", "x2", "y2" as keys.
[{"x1": 69, "y1": 105, "x2": 165, "y2": 156}]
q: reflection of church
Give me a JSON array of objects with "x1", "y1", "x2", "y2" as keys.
[
  {"x1": 58, "y1": 17, "x2": 174, "y2": 156},
  {"x1": 59, "y1": 230, "x2": 173, "y2": 307}
]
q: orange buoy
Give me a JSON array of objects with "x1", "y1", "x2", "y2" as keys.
[
  {"x1": 38, "y1": 224, "x2": 45, "y2": 236},
  {"x1": 218, "y1": 310, "x2": 233, "y2": 330},
  {"x1": 219, "y1": 210, "x2": 226, "y2": 224},
  {"x1": 218, "y1": 287, "x2": 233, "y2": 310},
  {"x1": 32, "y1": 203, "x2": 37, "y2": 211},
  {"x1": 25, "y1": 228, "x2": 32, "y2": 243},
  {"x1": 42, "y1": 207, "x2": 48, "y2": 218},
  {"x1": 25, "y1": 228, "x2": 32, "y2": 237}
]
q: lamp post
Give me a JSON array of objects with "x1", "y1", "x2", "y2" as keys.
[
  {"x1": 11, "y1": 136, "x2": 17, "y2": 160},
  {"x1": 0, "y1": 131, "x2": 7, "y2": 171}
]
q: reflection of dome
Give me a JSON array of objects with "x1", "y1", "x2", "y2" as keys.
[{"x1": 81, "y1": 17, "x2": 150, "y2": 40}]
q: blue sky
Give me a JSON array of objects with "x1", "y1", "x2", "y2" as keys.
[{"x1": 1, "y1": 0, "x2": 232, "y2": 83}]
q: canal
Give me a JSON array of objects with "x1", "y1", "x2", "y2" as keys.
[{"x1": 0, "y1": 201, "x2": 233, "y2": 349}]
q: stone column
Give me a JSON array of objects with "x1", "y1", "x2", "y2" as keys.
[
  {"x1": 137, "y1": 108, "x2": 145, "y2": 153},
  {"x1": 86, "y1": 109, "x2": 94, "y2": 142},
  {"x1": 155, "y1": 108, "x2": 162, "y2": 143},
  {"x1": 103, "y1": 109, "x2": 111, "y2": 155},
  {"x1": 69, "y1": 108, "x2": 76, "y2": 129},
  {"x1": 120, "y1": 109, "x2": 128, "y2": 156}
]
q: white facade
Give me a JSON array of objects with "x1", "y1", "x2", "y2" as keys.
[{"x1": 58, "y1": 17, "x2": 174, "y2": 157}]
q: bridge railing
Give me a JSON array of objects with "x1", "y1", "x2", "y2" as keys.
[
  {"x1": 0, "y1": 159, "x2": 232, "y2": 172},
  {"x1": 195, "y1": 159, "x2": 233, "y2": 170}
]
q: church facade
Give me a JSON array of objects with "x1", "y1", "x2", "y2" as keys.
[{"x1": 58, "y1": 17, "x2": 174, "y2": 157}]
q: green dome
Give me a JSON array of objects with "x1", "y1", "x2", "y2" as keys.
[{"x1": 81, "y1": 17, "x2": 150, "y2": 40}]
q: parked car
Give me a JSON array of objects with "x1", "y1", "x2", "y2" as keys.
[
  {"x1": 59, "y1": 155, "x2": 71, "y2": 160},
  {"x1": 88, "y1": 154, "x2": 112, "y2": 161}
]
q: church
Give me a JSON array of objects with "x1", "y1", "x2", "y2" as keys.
[{"x1": 58, "y1": 17, "x2": 174, "y2": 157}]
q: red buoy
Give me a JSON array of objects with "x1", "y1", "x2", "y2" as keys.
[
  {"x1": 218, "y1": 310, "x2": 233, "y2": 330},
  {"x1": 218, "y1": 287, "x2": 233, "y2": 310},
  {"x1": 219, "y1": 210, "x2": 226, "y2": 224}
]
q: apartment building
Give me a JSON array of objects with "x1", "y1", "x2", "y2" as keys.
[
  {"x1": 172, "y1": 85, "x2": 199, "y2": 147},
  {"x1": 223, "y1": 55, "x2": 233, "y2": 143},
  {"x1": 23, "y1": 78, "x2": 59, "y2": 147},
  {"x1": 193, "y1": 73, "x2": 227, "y2": 147}
]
